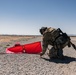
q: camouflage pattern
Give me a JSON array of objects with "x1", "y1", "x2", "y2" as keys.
[
  {"x1": 48, "y1": 47, "x2": 58, "y2": 58},
  {"x1": 40, "y1": 27, "x2": 71, "y2": 58}
]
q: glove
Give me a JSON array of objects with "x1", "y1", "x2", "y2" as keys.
[{"x1": 39, "y1": 52, "x2": 44, "y2": 58}]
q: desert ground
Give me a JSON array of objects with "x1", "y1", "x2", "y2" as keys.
[{"x1": 0, "y1": 35, "x2": 76, "y2": 75}]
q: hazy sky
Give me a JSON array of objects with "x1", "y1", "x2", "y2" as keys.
[{"x1": 0, "y1": 0, "x2": 76, "y2": 35}]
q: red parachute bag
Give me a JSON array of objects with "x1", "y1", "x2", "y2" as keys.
[
  {"x1": 6, "y1": 41, "x2": 42, "y2": 54},
  {"x1": 23, "y1": 41, "x2": 42, "y2": 54}
]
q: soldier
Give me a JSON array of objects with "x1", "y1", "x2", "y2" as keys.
[{"x1": 39, "y1": 27, "x2": 76, "y2": 59}]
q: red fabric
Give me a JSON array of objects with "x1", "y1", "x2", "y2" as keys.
[
  {"x1": 23, "y1": 42, "x2": 42, "y2": 54},
  {"x1": 6, "y1": 46, "x2": 23, "y2": 53},
  {"x1": 6, "y1": 41, "x2": 42, "y2": 54}
]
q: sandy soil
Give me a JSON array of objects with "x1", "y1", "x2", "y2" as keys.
[
  {"x1": 0, "y1": 35, "x2": 34, "y2": 43},
  {"x1": 0, "y1": 35, "x2": 76, "y2": 75}
]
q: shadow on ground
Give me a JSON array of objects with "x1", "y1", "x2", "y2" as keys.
[{"x1": 42, "y1": 56, "x2": 76, "y2": 64}]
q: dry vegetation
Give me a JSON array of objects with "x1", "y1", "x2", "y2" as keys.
[{"x1": 0, "y1": 35, "x2": 35, "y2": 43}]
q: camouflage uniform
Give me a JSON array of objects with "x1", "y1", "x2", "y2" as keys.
[{"x1": 40, "y1": 27, "x2": 71, "y2": 59}]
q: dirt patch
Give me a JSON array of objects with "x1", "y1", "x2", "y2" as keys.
[{"x1": 0, "y1": 35, "x2": 34, "y2": 43}]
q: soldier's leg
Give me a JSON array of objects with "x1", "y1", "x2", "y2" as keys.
[
  {"x1": 55, "y1": 37, "x2": 64, "y2": 59},
  {"x1": 48, "y1": 47, "x2": 57, "y2": 59},
  {"x1": 57, "y1": 46, "x2": 64, "y2": 59},
  {"x1": 57, "y1": 49, "x2": 63, "y2": 57}
]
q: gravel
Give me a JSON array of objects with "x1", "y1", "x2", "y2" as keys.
[{"x1": 0, "y1": 37, "x2": 76, "y2": 75}]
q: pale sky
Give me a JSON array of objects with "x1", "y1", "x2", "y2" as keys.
[{"x1": 0, "y1": 0, "x2": 76, "y2": 35}]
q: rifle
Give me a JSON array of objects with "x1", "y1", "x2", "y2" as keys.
[
  {"x1": 70, "y1": 41, "x2": 76, "y2": 50},
  {"x1": 57, "y1": 28, "x2": 76, "y2": 50}
]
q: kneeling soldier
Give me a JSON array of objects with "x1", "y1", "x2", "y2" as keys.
[{"x1": 39, "y1": 27, "x2": 76, "y2": 59}]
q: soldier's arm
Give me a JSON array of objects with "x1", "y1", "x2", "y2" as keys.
[{"x1": 40, "y1": 40, "x2": 48, "y2": 56}]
